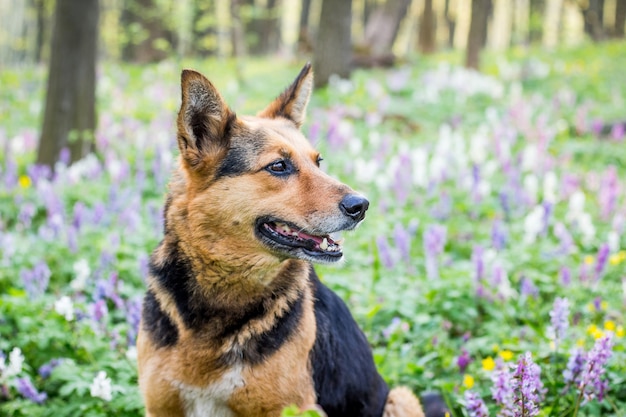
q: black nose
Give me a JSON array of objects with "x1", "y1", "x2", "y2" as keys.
[{"x1": 339, "y1": 194, "x2": 369, "y2": 221}]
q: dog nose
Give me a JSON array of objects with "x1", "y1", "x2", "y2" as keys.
[{"x1": 340, "y1": 195, "x2": 369, "y2": 221}]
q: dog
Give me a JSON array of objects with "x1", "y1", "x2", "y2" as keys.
[{"x1": 137, "y1": 63, "x2": 445, "y2": 417}]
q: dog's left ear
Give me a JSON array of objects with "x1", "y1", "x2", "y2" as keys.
[{"x1": 258, "y1": 62, "x2": 313, "y2": 128}]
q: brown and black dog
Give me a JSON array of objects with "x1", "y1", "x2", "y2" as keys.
[{"x1": 137, "y1": 64, "x2": 445, "y2": 417}]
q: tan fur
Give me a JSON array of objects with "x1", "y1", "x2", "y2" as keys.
[{"x1": 383, "y1": 388, "x2": 426, "y2": 417}]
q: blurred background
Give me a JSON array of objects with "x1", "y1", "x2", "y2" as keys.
[{"x1": 1, "y1": 0, "x2": 624, "y2": 169}]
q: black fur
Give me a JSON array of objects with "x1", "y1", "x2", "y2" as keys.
[
  {"x1": 147, "y1": 242, "x2": 304, "y2": 364},
  {"x1": 142, "y1": 290, "x2": 179, "y2": 348},
  {"x1": 308, "y1": 267, "x2": 389, "y2": 417},
  {"x1": 215, "y1": 131, "x2": 267, "y2": 178}
]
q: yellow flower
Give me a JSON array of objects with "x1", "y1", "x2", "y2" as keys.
[
  {"x1": 601, "y1": 301, "x2": 608, "y2": 310},
  {"x1": 609, "y1": 254, "x2": 621, "y2": 265},
  {"x1": 18, "y1": 175, "x2": 31, "y2": 188},
  {"x1": 584, "y1": 255, "x2": 595, "y2": 265},
  {"x1": 482, "y1": 356, "x2": 496, "y2": 371},
  {"x1": 576, "y1": 339, "x2": 585, "y2": 347},
  {"x1": 587, "y1": 324, "x2": 604, "y2": 339},
  {"x1": 617, "y1": 326, "x2": 625, "y2": 338},
  {"x1": 604, "y1": 320, "x2": 616, "y2": 332},
  {"x1": 499, "y1": 350, "x2": 514, "y2": 361},
  {"x1": 463, "y1": 374, "x2": 475, "y2": 389}
]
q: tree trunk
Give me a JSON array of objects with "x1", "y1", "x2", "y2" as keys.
[
  {"x1": 364, "y1": 0, "x2": 412, "y2": 56},
  {"x1": 419, "y1": 0, "x2": 437, "y2": 53},
  {"x1": 465, "y1": 0, "x2": 490, "y2": 70},
  {"x1": 37, "y1": 0, "x2": 98, "y2": 167},
  {"x1": 582, "y1": 0, "x2": 605, "y2": 41},
  {"x1": 616, "y1": 0, "x2": 626, "y2": 37},
  {"x1": 314, "y1": 0, "x2": 352, "y2": 88},
  {"x1": 542, "y1": 0, "x2": 563, "y2": 46},
  {"x1": 297, "y1": 0, "x2": 313, "y2": 52},
  {"x1": 121, "y1": 0, "x2": 171, "y2": 63},
  {"x1": 444, "y1": 0, "x2": 457, "y2": 48}
]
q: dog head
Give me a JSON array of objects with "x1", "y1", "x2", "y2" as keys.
[{"x1": 173, "y1": 64, "x2": 368, "y2": 265}]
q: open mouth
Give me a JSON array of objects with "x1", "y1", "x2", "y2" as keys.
[{"x1": 256, "y1": 218, "x2": 344, "y2": 262}]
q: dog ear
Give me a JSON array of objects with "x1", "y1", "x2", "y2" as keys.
[
  {"x1": 258, "y1": 62, "x2": 313, "y2": 128},
  {"x1": 177, "y1": 69, "x2": 235, "y2": 170}
]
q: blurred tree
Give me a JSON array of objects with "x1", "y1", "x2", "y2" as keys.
[
  {"x1": 582, "y1": 0, "x2": 605, "y2": 41},
  {"x1": 466, "y1": 0, "x2": 490, "y2": 69},
  {"x1": 580, "y1": 0, "x2": 604, "y2": 42},
  {"x1": 192, "y1": 0, "x2": 218, "y2": 56},
  {"x1": 121, "y1": 0, "x2": 172, "y2": 62},
  {"x1": 364, "y1": 0, "x2": 412, "y2": 56},
  {"x1": 297, "y1": 0, "x2": 313, "y2": 53},
  {"x1": 231, "y1": 0, "x2": 247, "y2": 57},
  {"x1": 33, "y1": 0, "x2": 52, "y2": 62},
  {"x1": 314, "y1": 0, "x2": 352, "y2": 88},
  {"x1": 244, "y1": 0, "x2": 282, "y2": 55},
  {"x1": 419, "y1": 0, "x2": 437, "y2": 53},
  {"x1": 616, "y1": 0, "x2": 626, "y2": 37},
  {"x1": 542, "y1": 0, "x2": 562, "y2": 46},
  {"x1": 444, "y1": 0, "x2": 457, "y2": 48},
  {"x1": 37, "y1": 0, "x2": 98, "y2": 167}
]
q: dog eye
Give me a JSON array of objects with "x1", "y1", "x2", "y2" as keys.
[
  {"x1": 316, "y1": 156, "x2": 324, "y2": 166},
  {"x1": 266, "y1": 160, "x2": 292, "y2": 175}
]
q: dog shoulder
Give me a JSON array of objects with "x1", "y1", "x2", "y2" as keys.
[{"x1": 308, "y1": 267, "x2": 389, "y2": 417}]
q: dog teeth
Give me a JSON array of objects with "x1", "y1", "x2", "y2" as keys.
[{"x1": 320, "y1": 238, "x2": 329, "y2": 250}]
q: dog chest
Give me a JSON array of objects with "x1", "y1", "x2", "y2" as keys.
[{"x1": 175, "y1": 366, "x2": 245, "y2": 417}]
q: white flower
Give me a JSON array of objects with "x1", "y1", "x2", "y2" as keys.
[
  {"x1": 7, "y1": 348, "x2": 24, "y2": 377},
  {"x1": 524, "y1": 205, "x2": 545, "y2": 244},
  {"x1": 410, "y1": 148, "x2": 428, "y2": 188},
  {"x1": 608, "y1": 231, "x2": 620, "y2": 253},
  {"x1": 54, "y1": 296, "x2": 75, "y2": 321},
  {"x1": 577, "y1": 213, "x2": 596, "y2": 246},
  {"x1": 567, "y1": 191, "x2": 586, "y2": 222},
  {"x1": 524, "y1": 174, "x2": 539, "y2": 204},
  {"x1": 71, "y1": 259, "x2": 91, "y2": 291},
  {"x1": 1, "y1": 347, "x2": 24, "y2": 382},
  {"x1": 125, "y1": 346, "x2": 138, "y2": 361},
  {"x1": 90, "y1": 371, "x2": 113, "y2": 401},
  {"x1": 543, "y1": 171, "x2": 558, "y2": 204}
]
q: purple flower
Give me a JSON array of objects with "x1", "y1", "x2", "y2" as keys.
[
  {"x1": 563, "y1": 348, "x2": 586, "y2": 390},
  {"x1": 520, "y1": 277, "x2": 538, "y2": 299},
  {"x1": 491, "y1": 362, "x2": 514, "y2": 415},
  {"x1": 126, "y1": 296, "x2": 143, "y2": 345},
  {"x1": 18, "y1": 203, "x2": 37, "y2": 229},
  {"x1": 19, "y1": 261, "x2": 51, "y2": 298},
  {"x1": 553, "y1": 222, "x2": 573, "y2": 255},
  {"x1": 511, "y1": 352, "x2": 544, "y2": 416},
  {"x1": 598, "y1": 167, "x2": 618, "y2": 219},
  {"x1": 578, "y1": 334, "x2": 614, "y2": 404},
  {"x1": 465, "y1": 391, "x2": 489, "y2": 417},
  {"x1": 594, "y1": 243, "x2": 610, "y2": 281},
  {"x1": 559, "y1": 266, "x2": 571, "y2": 286},
  {"x1": 491, "y1": 220, "x2": 508, "y2": 251},
  {"x1": 423, "y1": 225, "x2": 446, "y2": 280},
  {"x1": 611, "y1": 123, "x2": 625, "y2": 141},
  {"x1": 457, "y1": 349, "x2": 472, "y2": 373},
  {"x1": 393, "y1": 223, "x2": 412, "y2": 264},
  {"x1": 16, "y1": 376, "x2": 47, "y2": 404},
  {"x1": 90, "y1": 299, "x2": 108, "y2": 322},
  {"x1": 376, "y1": 236, "x2": 395, "y2": 269},
  {"x1": 472, "y1": 245, "x2": 485, "y2": 282},
  {"x1": 547, "y1": 297, "x2": 570, "y2": 349},
  {"x1": 38, "y1": 359, "x2": 62, "y2": 379}
]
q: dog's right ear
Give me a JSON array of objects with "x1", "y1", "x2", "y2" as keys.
[{"x1": 177, "y1": 69, "x2": 235, "y2": 171}]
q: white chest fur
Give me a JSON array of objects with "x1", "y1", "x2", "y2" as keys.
[{"x1": 175, "y1": 366, "x2": 245, "y2": 417}]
